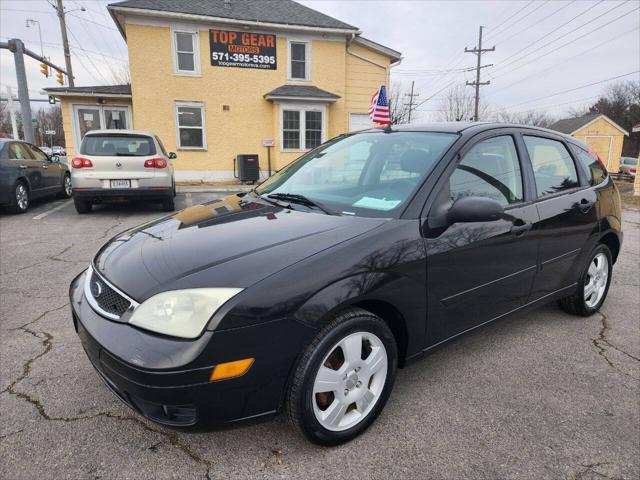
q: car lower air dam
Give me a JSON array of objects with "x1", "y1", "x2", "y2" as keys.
[{"x1": 128, "y1": 288, "x2": 243, "y2": 338}]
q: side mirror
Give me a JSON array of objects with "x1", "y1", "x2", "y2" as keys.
[
  {"x1": 168, "y1": 152, "x2": 177, "y2": 159},
  {"x1": 50, "y1": 155, "x2": 60, "y2": 163},
  {"x1": 447, "y1": 196, "x2": 504, "y2": 224}
]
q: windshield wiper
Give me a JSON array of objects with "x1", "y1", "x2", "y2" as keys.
[{"x1": 266, "y1": 193, "x2": 338, "y2": 215}]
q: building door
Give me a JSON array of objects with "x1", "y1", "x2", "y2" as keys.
[
  {"x1": 585, "y1": 136, "x2": 613, "y2": 170},
  {"x1": 349, "y1": 113, "x2": 373, "y2": 132}
]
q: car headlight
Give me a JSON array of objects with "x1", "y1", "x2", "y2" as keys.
[{"x1": 128, "y1": 288, "x2": 243, "y2": 339}]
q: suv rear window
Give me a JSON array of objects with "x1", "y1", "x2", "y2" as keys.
[{"x1": 81, "y1": 135, "x2": 156, "y2": 156}]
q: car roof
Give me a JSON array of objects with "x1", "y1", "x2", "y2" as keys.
[
  {"x1": 358, "y1": 121, "x2": 578, "y2": 140},
  {"x1": 84, "y1": 129, "x2": 156, "y2": 137}
]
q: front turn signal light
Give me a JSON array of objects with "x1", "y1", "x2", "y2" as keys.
[{"x1": 210, "y1": 358, "x2": 254, "y2": 381}]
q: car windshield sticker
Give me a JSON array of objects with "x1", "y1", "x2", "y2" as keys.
[{"x1": 352, "y1": 196, "x2": 401, "y2": 211}]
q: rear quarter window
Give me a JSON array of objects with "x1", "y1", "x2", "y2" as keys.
[
  {"x1": 81, "y1": 135, "x2": 156, "y2": 156},
  {"x1": 570, "y1": 144, "x2": 607, "y2": 186}
]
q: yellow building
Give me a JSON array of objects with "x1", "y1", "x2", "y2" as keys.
[
  {"x1": 549, "y1": 114, "x2": 629, "y2": 173},
  {"x1": 44, "y1": 0, "x2": 401, "y2": 181}
]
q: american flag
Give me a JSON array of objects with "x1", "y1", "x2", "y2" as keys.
[{"x1": 368, "y1": 85, "x2": 391, "y2": 125}]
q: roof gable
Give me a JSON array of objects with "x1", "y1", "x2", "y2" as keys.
[
  {"x1": 549, "y1": 113, "x2": 629, "y2": 136},
  {"x1": 108, "y1": 0, "x2": 358, "y2": 31}
]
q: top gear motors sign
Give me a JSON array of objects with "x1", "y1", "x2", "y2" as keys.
[{"x1": 210, "y1": 30, "x2": 277, "y2": 70}]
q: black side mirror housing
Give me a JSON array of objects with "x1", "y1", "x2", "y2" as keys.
[
  {"x1": 168, "y1": 152, "x2": 177, "y2": 159},
  {"x1": 447, "y1": 196, "x2": 504, "y2": 224}
]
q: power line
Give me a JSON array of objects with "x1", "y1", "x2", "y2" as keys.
[
  {"x1": 484, "y1": 0, "x2": 536, "y2": 40},
  {"x1": 494, "y1": 0, "x2": 577, "y2": 46},
  {"x1": 491, "y1": 7, "x2": 639, "y2": 79},
  {"x1": 485, "y1": 0, "x2": 551, "y2": 44},
  {"x1": 504, "y1": 71, "x2": 639, "y2": 109}
]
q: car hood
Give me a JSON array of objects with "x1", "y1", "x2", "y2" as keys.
[{"x1": 94, "y1": 194, "x2": 386, "y2": 301}]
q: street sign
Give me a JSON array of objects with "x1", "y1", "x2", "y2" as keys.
[
  {"x1": 262, "y1": 137, "x2": 275, "y2": 147},
  {"x1": 31, "y1": 117, "x2": 37, "y2": 125},
  {"x1": 45, "y1": 130, "x2": 56, "y2": 135}
]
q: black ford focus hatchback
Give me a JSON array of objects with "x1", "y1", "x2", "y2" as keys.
[{"x1": 70, "y1": 123, "x2": 622, "y2": 445}]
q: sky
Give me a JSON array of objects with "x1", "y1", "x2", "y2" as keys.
[{"x1": 1, "y1": 0, "x2": 639, "y2": 122}]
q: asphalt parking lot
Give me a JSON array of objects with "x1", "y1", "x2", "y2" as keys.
[{"x1": 1, "y1": 194, "x2": 638, "y2": 480}]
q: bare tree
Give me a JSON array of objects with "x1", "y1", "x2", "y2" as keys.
[
  {"x1": 437, "y1": 84, "x2": 487, "y2": 122},
  {"x1": 110, "y1": 64, "x2": 131, "y2": 85},
  {"x1": 491, "y1": 109, "x2": 556, "y2": 128},
  {"x1": 388, "y1": 82, "x2": 412, "y2": 124},
  {"x1": 35, "y1": 105, "x2": 65, "y2": 147}
]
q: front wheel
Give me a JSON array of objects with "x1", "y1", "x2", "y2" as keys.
[
  {"x1": 59, "y1": 173, "x2": 72, "y2": 198},
  {"x1": 286, "y1": 308, "x2": 397, "y2": 445},
  {"x1": 558, "y1": 244, "x2": 612, "y2": 316}
]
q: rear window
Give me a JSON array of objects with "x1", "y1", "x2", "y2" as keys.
[{"x1": 81, "y1": 135, "x2": 156, "y2": 156}]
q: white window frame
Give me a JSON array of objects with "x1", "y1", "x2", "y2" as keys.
[
  {"x1": 287, "y1": 39, "x2": 311, "y2": 81},
  {"x1": 279, "y1": 103, "x2": 326, "y2": 152},
  {"x1": 70, "y1": 104, "x2": 132, "y2": 150},
  {"x1": 175, "y1": 101, "x2": 207, "y2": 150},
  {"x1": 172, "y1": 28, "x2": 201, "y2": 76}
]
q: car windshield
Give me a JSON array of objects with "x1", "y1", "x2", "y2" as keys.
[
  {"x1": 256, "y1": 131, "x2": 457, "y2": 218},
  {"x1": 80, "y1": 135, "x2": 156, "y2": 156}
]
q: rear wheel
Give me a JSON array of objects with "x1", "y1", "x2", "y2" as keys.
[
  {"x1": 74, "y1": 197, "x2": 92, "y2": 214},
  {"x1": 286, "y1": 308, "x2": 397, "y2": 445},
  {"x1": 8, "y1": 181, "x2": 29, "y2": 214},
  {"x1": 558, "y1": 244, "x2": 612, "y2": 316},
  {"x1": 162, "y1": 196, "x2": 175, "y2": 212}
]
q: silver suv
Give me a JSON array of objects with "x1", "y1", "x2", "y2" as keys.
[{"x1": 71, "y1": 130, "x2": 176, "y2": 213}]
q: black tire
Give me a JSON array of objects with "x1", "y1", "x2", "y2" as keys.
[
  {"x1": 162, "y1": 196, "x2": 175, "y2": 212},
  {"x1": 8, "y1": 181, "x2": 29, "y2": 214},
  {"x1": 58, "y1": 173, "x2": 72, "y2": 199},
  {"x1": 286, "y1": 308, "x2": 398, "y2": 446},
  {"x1": 558, "y1": 243, "x2": 613, "y2": 316},
  {"x1": 74, "y1": 197, "x2": 92, "y2": 214}
]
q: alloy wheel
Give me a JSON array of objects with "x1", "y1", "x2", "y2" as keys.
[
  {"x1": 584, "y1": 252, "x2": 608, "y2": 308},
  {"x1": 312, "y1": 331, "x2": 388, "y2": 432},
  {"x1": 16, "y1": 184, "x2": 28, "y2": 211},
  {"x1": 64, "y1": 175, "x2": 72, "y2": 197}
]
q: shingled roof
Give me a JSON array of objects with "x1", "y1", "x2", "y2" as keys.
[
  {"x1": 548, "y1": 114, "x2": 601, "y2": 134},
  {"x1": 43, "y1": 84, "x2": 132, "y2": 97},
  {"x1": 108, "y1": 0, "x2": 358, "y2": 31},
  {"x1": 264, "y1": 85, "x2": 340, "y2": 101}
]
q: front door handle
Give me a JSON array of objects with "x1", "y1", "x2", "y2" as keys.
[
  {"x1": 511, "y1": 219, "x2": 532, "y2": 236},
  {"x1": 578, "y1": 198, "x2": 594, "y2": 213}
]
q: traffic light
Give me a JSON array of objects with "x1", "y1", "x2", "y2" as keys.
[
  {"x1": 48, "y1": 95, "x2": 56, "y2": 105},
  {"x1": 40, "y1": 63, "x2": 49, "y2": 77},
  {"x1": 56, "y1": 71, "x2": 65, "y2": 86}
]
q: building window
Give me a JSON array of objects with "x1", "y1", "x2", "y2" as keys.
[
  {"x1": 175, "y1": 102, "x2": 206, "y2": 149},
  {"x1": 281, "y1": 107, "x2": 323, "y2": 150},
  {"x1": 288, "y1": 41, "x2": 309, "y2": 80},
  {"x1": 173, "y1": 31, "x2": 199, "y2": 74}
]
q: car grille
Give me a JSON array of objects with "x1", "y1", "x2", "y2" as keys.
[{"x1": 89, "y1": 270, "x2": 131, "y2": 318}]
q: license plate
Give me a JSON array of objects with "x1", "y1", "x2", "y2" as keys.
[{"x1": 110, "y1": 180, "x2": 130, "y2": 188}]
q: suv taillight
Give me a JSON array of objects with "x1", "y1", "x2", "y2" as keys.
[
  {"x1": 144, "y1": 157, "x2": 168, "y2": 169},
  {"x1": 72, "y1": 157, "x2": 93, "y2": 168},
  {"x1": 630, "y1": 167, "x2": 637, "y2": 174}
]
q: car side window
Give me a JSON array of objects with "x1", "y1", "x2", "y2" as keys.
[
  {"x1": 449, "y1": 135, "x2": 523, "y2": 207},
  {"x1": 26, "y1": 144, "x2": 48, "y2": 162},
  {"x1": 523, "y1": 136, "x2": 579, "y2": 197},
  {"x1": 8, "y1": 143, "x2": 33, "y2": 160},
  {"x1": 571, "y1": 145, "x2": 607, "y2": 186}
]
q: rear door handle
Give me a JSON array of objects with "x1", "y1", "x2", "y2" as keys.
[
  {"x1": 578, "y1": 198, "x2": 594, "y2": 213},
  {"x1": 511, "y1": 219, "x2": 532, "y2": 236}
]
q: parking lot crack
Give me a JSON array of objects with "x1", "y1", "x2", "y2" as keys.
[
  {"x1": 571, "y1": 461, "x2": 619, "y2": 480},
  {"x1": 592, "y1": 312, "x2": 640, "y2": 380}
]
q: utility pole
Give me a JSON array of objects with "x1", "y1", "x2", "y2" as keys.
[
  {"x1": 6, "y1": 86, "x2": 19, "y2": 139},
  {"x1": 404, "y1": 80, "x2": 420, "y2": 123},
  {"x1": 465, "y1": 26, "x2": 495, "y2": 121},
  {"x1": 55, "y1": 0, "x2": 75, "y2": 86}
]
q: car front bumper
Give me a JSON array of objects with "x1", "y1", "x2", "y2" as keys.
[{"x1": 69, "y1": 270, "x2": 314, "y2": 429}]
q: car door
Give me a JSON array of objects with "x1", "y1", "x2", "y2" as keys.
[
  {"x1": 423, "y1": 132, "x2": 540, "y2": 345},
  {"x1": 8, "y1": 142, "x2": 45, "y2": 194},
  {"x1": 521, "y1": 134, "x2": 600, "y2": 300},
  {"x1": 25, "y1": 144, "x2": 61, "y2": 190}
]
